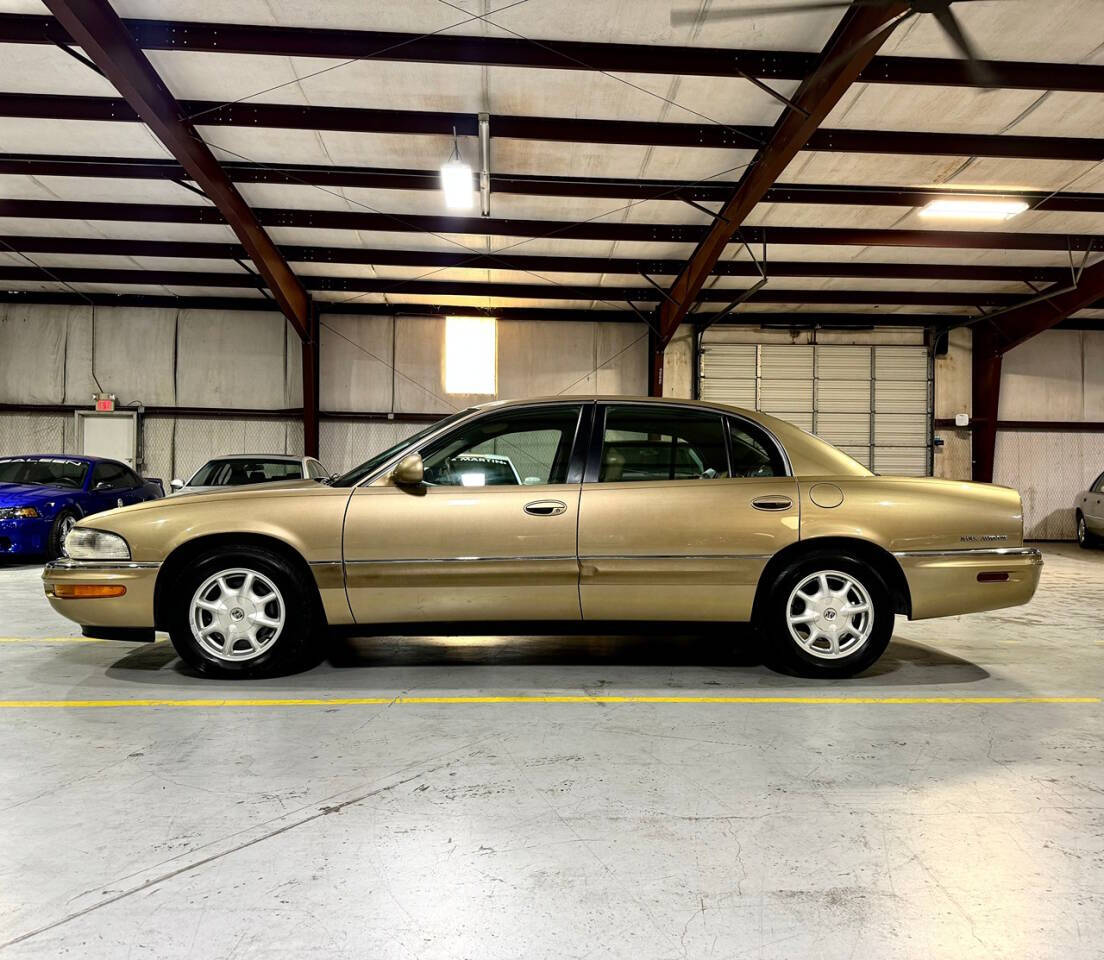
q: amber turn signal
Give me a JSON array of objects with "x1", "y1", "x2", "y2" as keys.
[{"x1": 52, "y1": 584, "x2": 127, "y2": 599}]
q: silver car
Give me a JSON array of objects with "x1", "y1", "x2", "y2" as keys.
[
  {"x1": 170, "y1": 454, "x2": 331, "y2": 495},
  {"x1": 1075, "y1": 470, "x2": 1104, "y2": 548}
]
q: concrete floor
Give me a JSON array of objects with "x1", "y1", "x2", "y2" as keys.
[{"x1": 0, "y1": 545, "x2": 1101, "y2": 959}]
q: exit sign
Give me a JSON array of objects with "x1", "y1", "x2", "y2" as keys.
[{"x1": 94, "y1": 394, "x2": 116, "y2": 412}]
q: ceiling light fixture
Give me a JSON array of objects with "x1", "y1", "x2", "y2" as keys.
[
  {"x1": 440, "y1": 127, "x2": 474, "y2": 211},
  {"x1": 920, "y1": 197, "x2": 1029, "y2": 221}
]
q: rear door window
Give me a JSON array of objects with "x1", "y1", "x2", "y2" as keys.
[{"x1": 595, "y1": 406, "x2": 730, "y2": 482}]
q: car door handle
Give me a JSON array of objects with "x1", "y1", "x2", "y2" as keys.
[
  {"x1": 524, "y1": 499, "x2": 567, "y2": 517},
  {"x1": 751, "y1": 495, "x2": 793, "y2": 511}
]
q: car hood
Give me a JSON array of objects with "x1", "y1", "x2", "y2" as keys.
[
  {"x1": 98, "y1": 478, "x2": 329, "y2": 516},
  {"x1": 0, "y1": 482, "x2": 75, "y2": 508}
]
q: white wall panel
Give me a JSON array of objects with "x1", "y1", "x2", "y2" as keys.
[
  {"x1": 498, "y1": 321, "x2": 596, "y2": 398},
  {"x1": 319, "y1": 314, "x2": 394, "y2": 412},
  {"x1": 176, "y1": 309, "x2": 291, "y2": 409},
  {"x1": 64, "y1": 307, "x2": 179, "y2": 406},
  {"x1": 0, "y1": 304, "x2": 69, "y2": 404},
  {"x1": 999, "y1": 330, "x2": 1087, "y2": 421},
  {"x1": 596, "y1": 323, "x2": 648, "y2": 397}
]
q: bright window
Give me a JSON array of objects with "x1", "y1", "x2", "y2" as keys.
[{"x1": 445, "y1": 316, "x2": 496, "y2": 394}]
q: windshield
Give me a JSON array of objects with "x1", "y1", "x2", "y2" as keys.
[
  {"x1": 0, "y1": 457, "x2": 88, "y2": 489},
  {"x1": 331, "y1": 410, "x2": 474, "y2": 487},
  {"x1": 189, "y1": 459, "x2": 302, "y2": 486}
]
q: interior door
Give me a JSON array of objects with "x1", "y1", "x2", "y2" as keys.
[
  {"x1": 343, "y1": 403, "x2": 589, "y2": 623},
  {"x1": 578, "y1": 404, "x2": 799, "y2": 622}
]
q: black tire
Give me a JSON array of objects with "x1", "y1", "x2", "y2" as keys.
[
  {"x1": 166, "y1": 545, "x2": 327, "y2": 678},
  {"x1": 759, "y1": 552, "x2": 893, "y2": 679},
  {"x1": 47, "y1": 509, "x2": 79, "y2": 560},
  {"x1": 1076, "y1": 512, "x2": 1098, "y2": 549}
]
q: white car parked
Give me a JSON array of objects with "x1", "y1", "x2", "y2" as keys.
[
  {"x1": 170, "y1": 455, "x2": 331, "y2": 495},
  {"x1": 1075, "y1": 469, "x2": 1104, "y2": 548}
]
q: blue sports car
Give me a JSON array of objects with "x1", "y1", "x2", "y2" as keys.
[{"x1": 0, "y1": 455, "x2": 164, "y2": 559}]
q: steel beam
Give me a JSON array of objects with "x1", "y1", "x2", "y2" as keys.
[
  {"x1": 3, "y1": 264, "x2": 1098, "y2": 309},
  {"x1": 654, "y1": 2, "x2": 909, "y2": 388},
  {"x1": 2, "y1": 13, "x2": 1102, "y2": 93},
  {"x1": 5, "y1": 153, "x2": 1104, "y2": 213},
  {"x1": 0, "y1": 233, "x2": 1078, "y2": 284},
  {"x1": 1, "y1": 92, "x2": 1102, "y2": 161},
  {"x1": 3, "y1": 199, "x2": 1100, "y2": 251},
  {"x1": 38, "y1": 1, "x2": 311, "y2": 339}
]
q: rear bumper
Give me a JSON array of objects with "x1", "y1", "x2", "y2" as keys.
[
  {"x1": 42, "y1": 560, "x2": 159, "y2": 629},
  {"x1": 894, "y1": 547, "x2": 1042, "y2": 620}
]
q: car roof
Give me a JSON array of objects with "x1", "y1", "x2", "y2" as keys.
[
  {"x1": 0, "y1": 454, "x2": 101, "y2": 464},
  {"x1": 201, "y1": 454, "x2": 303, "y2": 461}
]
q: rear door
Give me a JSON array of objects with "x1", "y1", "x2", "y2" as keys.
[{"x1": 577, "y1": 403, "x2": 798, "y2": 622}]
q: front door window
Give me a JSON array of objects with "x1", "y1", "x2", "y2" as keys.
[{"x1": 420, "y1": 406, "x2": 582, "y2": 487}]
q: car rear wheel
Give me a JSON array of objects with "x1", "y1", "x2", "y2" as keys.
[
  {"x1": 166, "y1": 545, "x2": 326, "y2": 678},
  {"x1": 47, "y1": 509, "x2": 78, "y2": 560},
  {"x1": 760, "y1": 554, "x2": 893, "y2": 679}
]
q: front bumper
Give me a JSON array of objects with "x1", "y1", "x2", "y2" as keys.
[
  {"x1": 42, "y1": 559, "x2": 160, "y2": 629},
  {"x1": 0, "y1": 516, "x2": 51, "y2": 556},
  {"x1": 895, "y1": 547, "x2": 1043, "y2": 620}
]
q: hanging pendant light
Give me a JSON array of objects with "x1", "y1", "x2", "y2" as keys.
[{"x1": 440, "y1": 127, "x2": 474, "y2": 211}]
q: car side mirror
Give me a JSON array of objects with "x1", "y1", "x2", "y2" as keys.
[
  {"x1": 391, "y1": 453, "x2": 424, "y2": 486},
  {"x1": 170, "y1": 478, "x2": 184, "y2": 491}
]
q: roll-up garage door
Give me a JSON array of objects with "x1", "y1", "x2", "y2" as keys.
[{"x1": 699, "y1": 337, "x2": 931, "y2": 475}]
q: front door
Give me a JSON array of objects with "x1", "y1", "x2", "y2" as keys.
[
  {"x1": 578, "y1": 404, "x2": 799, "y2": 622},
  {"x1": 343, "y1": 403, "x2": 589, "y2": 623},
  {"x1": 87, "y1": 461, "x2": 144, "y2": 514}
]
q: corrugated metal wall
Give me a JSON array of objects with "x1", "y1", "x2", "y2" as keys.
[
  {"x1": 993, "y1": 330, "x2": 1104, "y2": 539},
  {"x1": 0, "y1": 305, "x2": 648, "y2": 478}
]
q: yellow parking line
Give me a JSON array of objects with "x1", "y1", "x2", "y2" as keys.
[{"x1": 0, "y1": 695, "x2": 1096, "y2": 709}]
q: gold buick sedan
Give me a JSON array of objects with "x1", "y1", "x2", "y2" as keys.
[{"x1": 43, "y1": 397, "x2": 1041, "y2": 679}]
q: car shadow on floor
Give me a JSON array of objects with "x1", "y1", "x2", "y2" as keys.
[{"x1": 101, "y1": 627, "x2": 989, "y2": 689}]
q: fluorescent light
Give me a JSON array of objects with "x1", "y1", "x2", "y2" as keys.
[
  {"x1": 920, "y1": 198, "x2": 1028, "y2": 221},
  {"x1": 440, "y1": 159, "x2": 474, "y2": 210},
  {"x1": 445, "y1": 316, "x2": 496, "y2": 394}
]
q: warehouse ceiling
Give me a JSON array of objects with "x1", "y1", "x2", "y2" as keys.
[{"x1": 0, "y1": 0, "x2": 1102, "y2": 330}]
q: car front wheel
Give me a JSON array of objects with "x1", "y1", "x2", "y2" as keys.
[
  {"x1": 47, "y1": 509, "x2": 78, "y2": 560},
  {"x1": 760, "y1": 554, "x2": 893, "y2": 678},
  {"x1": 1076, "y1": 512, "x2": 1098, "y2": 549},
  {"x1": 167, "y1": 546, "x2": 326, "y2": 678}
]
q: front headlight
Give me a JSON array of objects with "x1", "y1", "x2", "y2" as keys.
[
  {"x1": 64, "y1": 528, "x2": 131, "y2": 561},
  {"x1": 0, "y1": 506, "x2": 40, "y2": 519}
]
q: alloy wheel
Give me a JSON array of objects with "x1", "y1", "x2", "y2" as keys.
[
  {"x1": 785, "y1": 569, "x2": 875, "y2": 660},
  {"x1": 189, "y1": 567, "x2": 286, "y2": 662}
]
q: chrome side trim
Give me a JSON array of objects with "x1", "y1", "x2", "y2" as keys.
[
  {"x1": 308, "y1": 560, "x2": 343, "y2": 567},
  {"x1": 45, "y1": 560, "x2": 161, "y2": 571},
  {"x1": 892, "y1": 547, "x2": 1042, "y2": 559},
  {"x1": 345, "y1": 554, "x2": 774, "y2": 565},
  {"x1": 580, "y1": 554, "x2": 774, "y2": 562},
  {"x1": 345, "y1": 555, "x2": 573, "y2": 565}
]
